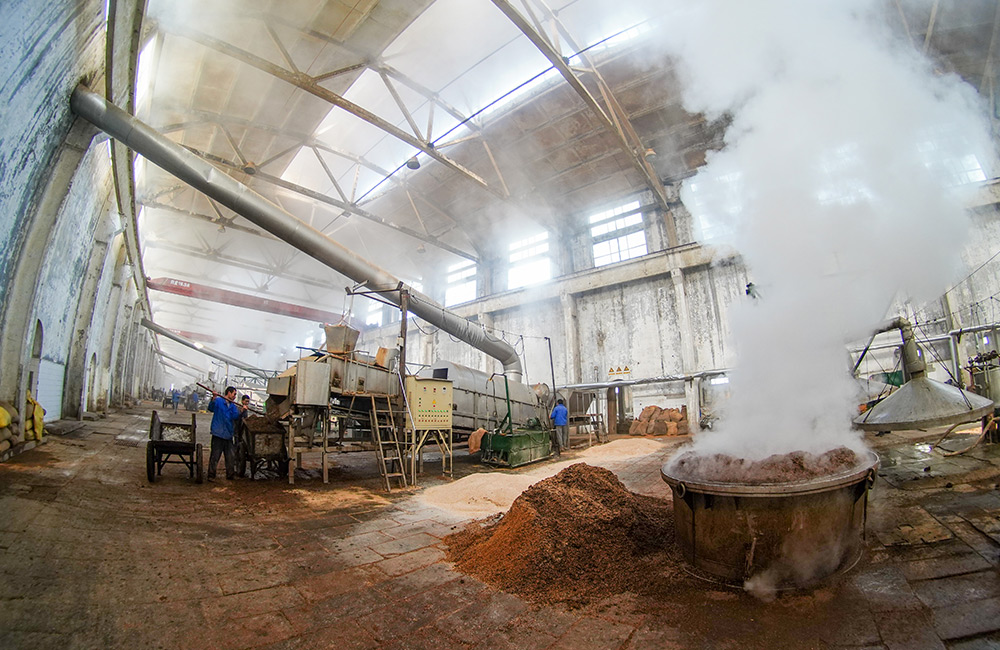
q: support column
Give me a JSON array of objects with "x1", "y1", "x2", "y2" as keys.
[
  {"x1": 560, "y1": 293, "x2": 581, "y2": 385},
  {"x1": 671, "y1": 268, "x2": 701, "y2": 425},
  {"x1": 63, "y1": 210, "x2": 116, "y2": 418},
  {"x1": 97, "y1": 243, "x2": 129, "y2": 411}
]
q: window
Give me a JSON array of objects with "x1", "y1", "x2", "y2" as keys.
[
  {"x1": 916, "y1": 126, "x2": 989, "y2": 186},
  {"x1": 508, "y1": 232, "x2": 550, "y2": 289},
  {"x1": 366, "y1": 299, "x2": 383, "y2": 327},
  {"x1": 682, "y1": 171, "x2": 744, "y2": 242},
  {"x1": 590, "y1": 201, "x2": 646, "y2": 266},
  {"x1": 445, "y1": 260, "x2": 476, "y2": 306}
]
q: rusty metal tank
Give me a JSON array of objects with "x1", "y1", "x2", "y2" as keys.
[{"x1": 661, "y1": 450, "x2": 879, "y2": 587}]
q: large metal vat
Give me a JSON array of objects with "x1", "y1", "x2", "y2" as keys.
[{"x1": 661, "y1": 451, "x2": 878, "y2": 587}]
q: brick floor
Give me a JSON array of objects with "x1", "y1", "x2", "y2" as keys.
[{"x1": 4, "y1": 408, "x2": 1000, "y2": 648}]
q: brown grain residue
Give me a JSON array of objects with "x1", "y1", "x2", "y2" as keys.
[
  {"x1": 668, "y1": 447, "x2": 862, "y2": 483},
  {"x1": 445, "y1": 463, "x2": 684, "y2": 607}
]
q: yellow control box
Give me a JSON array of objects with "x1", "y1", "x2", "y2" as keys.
[{"x1": 405, "y1": 377, "x2": 453, "y2": 430}]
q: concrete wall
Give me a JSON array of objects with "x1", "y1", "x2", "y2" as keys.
[
  {"x1": 0, "y1": 0, "x2": 104, "y2": 307},
  {"x1": 358, "y1": 185, "x2": 1000, "y2": 432},
  {"x1": 0, "y1": 1, "x2": 156, "y2": 439}
]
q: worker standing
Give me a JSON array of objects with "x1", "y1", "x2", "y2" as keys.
[
  {"x1": 551, "y1": 398, "x2": 569, "y2": 453},
  {"x1": 171, "y1": 389, "x2": 180, "y2": 413},
  {"x1": 206, "y1": 386, "x2": 245, "y2": 481}
]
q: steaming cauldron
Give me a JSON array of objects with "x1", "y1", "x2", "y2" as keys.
[{"x1": 661, "y1": 451, "x2": 879, "y2": 587}]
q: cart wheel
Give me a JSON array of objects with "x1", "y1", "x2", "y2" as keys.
[
  {"x1": 146, "y1": 442, "x2": 156, "y2": 483},
  {"x1": 195, "y1": 443, "x2": 204, "y2": 484},
  {"x1": 236, "y1": 441, "x2": 248, "y2": 479}
]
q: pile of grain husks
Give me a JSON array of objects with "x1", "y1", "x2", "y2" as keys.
[
  {"x1": 667, "y1": 447, "x2": 861, "y2": 483},
  {"x1": 446, "y1": 463, "x2": 683, "y2": 606}
]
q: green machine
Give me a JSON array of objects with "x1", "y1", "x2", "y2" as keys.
[{"x1": 480, "y1": 374, "x2": 553, "y2": 468}]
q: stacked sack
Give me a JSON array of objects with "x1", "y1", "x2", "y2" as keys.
[
  {"x1": 23, "y1": 392, "x2": 45, "y2": 442},
  {"x1": 628, "y1": 404, "x2": 689, "y2": 436},
  {"x1": 0, "y1": 400, "x2": 24, "y2": 454}
]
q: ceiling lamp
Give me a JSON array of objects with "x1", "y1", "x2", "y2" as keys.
[{"x1": 406, "y1": 156, "x2": 420, "y2": 170}]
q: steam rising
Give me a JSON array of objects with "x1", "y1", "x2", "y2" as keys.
[{"x1": 659, "y1": 0, "x2": 996, "y2": 459}]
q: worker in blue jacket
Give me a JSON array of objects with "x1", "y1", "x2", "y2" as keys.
[
  {"x1": 206, "y1": 386, "x2": 246, "y2": 481},
  {"x1": 550, "y1": 398, "x2": 569, "y2": 453}
]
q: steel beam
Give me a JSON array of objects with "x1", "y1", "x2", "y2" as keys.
[
  {"x1": 490, "y1": 0, "x2": 672, "y2": 220},
  {"x1": 140, "y1": 199, "x2": 279, "y2": 240},
  {"x1": 168, "y1": 329, "x2": 265, "y2": 353},
  {"x1": 147, "y1": 276, "x2": 347, "y2": 324},
  {"x1": 163, "y1": 25, "x2": 503, "y2": 199},
  {"x1": 185, "y1": 146, "x2": 480, "y2": 261},
  {"x1": 142, "y1": 318, "x2": 269, "y2": 379},
  {"x1": 72, "y1": 85, "x2": 524, "y2": 381},
  {"x1": 155, "y1": 349, "x2": 206, "y2": 374},
  {"x1": 160, "y1": 110, "x2": 476, "y2": 248},
  {"x1": 143, "y1": 239, "x2": 340, "y2": 292}
]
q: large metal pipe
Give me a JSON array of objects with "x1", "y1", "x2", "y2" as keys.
[
  {"x1": 71, "y1": 85, "x2": 524, "y2": 381},
  {"x1": 141, "y1": 318, "x2": 269, "y2": 379},
  {"x1": 155, "y1": 348, "x2": 206, "y2": 374}
]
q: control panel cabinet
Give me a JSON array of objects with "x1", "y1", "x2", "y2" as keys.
[{"x1": 405, "y1": 377, "x2": 453, "y2": 429}]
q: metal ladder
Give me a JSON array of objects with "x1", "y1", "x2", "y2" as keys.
[{"x1": 370, "y1": 395, "x2": 407, "y2": 491}]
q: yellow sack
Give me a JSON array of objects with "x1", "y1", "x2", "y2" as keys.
[
  {"x1": 26, "y1": 392, "x2": 44, "y2": 440},
  {"x1": 0, "y1": 407, "x2": 9, "y2": 429}
]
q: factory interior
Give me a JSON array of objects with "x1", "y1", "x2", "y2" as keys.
[{"x1": 7, "y1": 0, "x2": 1000, "y2": 648}]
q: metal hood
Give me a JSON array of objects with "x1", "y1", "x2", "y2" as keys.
[
  {"x1": 854, "y1": 317, "x2": 993, "y2": 431},
  {"x1": 71, "y1": 84, "x2": 523, "y2": 382}
]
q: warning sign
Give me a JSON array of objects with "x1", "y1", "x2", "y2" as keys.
[{"x1": 607, "y1": 365, "x2": 633, "y2": 378}]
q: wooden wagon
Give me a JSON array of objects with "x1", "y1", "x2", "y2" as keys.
[{"x1": 147, "y1": 410, "x2": 204, "y2": 483}]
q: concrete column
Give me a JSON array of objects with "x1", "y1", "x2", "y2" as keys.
[
  {"x1": 63, "y1": 209, "x2": 118, "y2": 418},
  {"x1": 645, "y1": 207, "x2": 670, "y2": 253},
  {"x1": 118, "y1": 305, "x2": 137, "y2": 403},
  {"x1": 96, "y1": 242, "x2": 128, "y2": 411},
  {"x1": 111, "y1": 300, "x2": 134, "y2": 406},
  {"x1": 478, "y1": 254, "x2": 502, "y2": 298},
  {"x1": 671, "y1": 268, "x2": 701, "y2": 424},
  {"x1": 552, "y1": 230, "x2": 574, "y2": 277},
  {"x1": 560, "y1": 293, "x2": 581, "y2": 384}
]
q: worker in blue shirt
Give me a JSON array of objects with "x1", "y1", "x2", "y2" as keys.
[
  {"x1": 206, "y1": 386, "x2": 246, "y2": 481},
  {"x1": 550, "y1": 398, "x2": 569, "y2": 453}
]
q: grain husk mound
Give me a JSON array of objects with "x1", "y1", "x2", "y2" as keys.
[
  {"x1": 445, "y1": 463, "x2": 682, "y2": 607},
  {"x1": 244, "y1": 416, "x2": 283, "y2": 433},
  {"x1": 668, "y1": 446, "x2": 862, "y2": 484}
]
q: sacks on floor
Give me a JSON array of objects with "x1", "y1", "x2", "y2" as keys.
[
  {"x1": 0, "y1": 401, "x2": 18, "y2": 426},
  {"x1": 24, "y1": 392, "x2": 44, "y2": 441}
]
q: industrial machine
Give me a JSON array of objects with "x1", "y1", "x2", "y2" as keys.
[
  {"x1": 476, "y1": 373, "x2": 553, "y2": 468},
  {"x1": 262, "y1": 325, "x2": 554, "y2": 484}
]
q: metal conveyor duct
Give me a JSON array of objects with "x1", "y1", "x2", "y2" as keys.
[{"x1": 71, "y1": 84, "x2": 523, "y2": 381}]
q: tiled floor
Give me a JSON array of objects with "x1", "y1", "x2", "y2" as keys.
[{"x1": 2, "y1": 405, "x2": 1000, "y2": 649}]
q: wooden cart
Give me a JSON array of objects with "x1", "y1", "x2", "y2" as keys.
[
  {"x1": 235, "y1": 416, "x2": 289, "y2": 479},
  {"x1": 147, "y1": 410, "x2": 203, "y2": 483}
]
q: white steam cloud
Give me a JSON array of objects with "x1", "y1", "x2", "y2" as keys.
[{"x1": 659, "y1": 0, "x2": 996, "y2": 459}]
